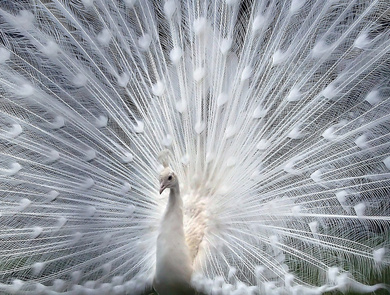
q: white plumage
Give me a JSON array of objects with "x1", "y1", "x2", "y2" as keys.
[
  {"x1": 0, "y1": 0, "x2": 389, "y2": 294},
  {"x1": 154, "y1": 164, "x2": 194, "y2": 295}
]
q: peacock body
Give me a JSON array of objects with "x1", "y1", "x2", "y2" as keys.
[{"x1": 0, "y1": 0, "x2": 389, "y2": 294}]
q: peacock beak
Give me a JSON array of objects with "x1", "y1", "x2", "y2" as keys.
[{"x1": 159, "y1": 183, "x2": 167, "y2": 194}]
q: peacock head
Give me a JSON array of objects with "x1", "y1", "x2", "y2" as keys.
[{"x1": 159, "y1": 167, "x2": 177, "y2": 194}]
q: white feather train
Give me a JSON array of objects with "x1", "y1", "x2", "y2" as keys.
[{"x1": 0, "y1": 0, "x2": 389, "y2": 294}]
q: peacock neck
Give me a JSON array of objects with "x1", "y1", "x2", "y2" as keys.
[
  {"x1": 154, "y1": 181, "x2": 194, "y2": 294},
  {"x1": 163, "y1": 185, "x2": 183, "y2": 221}
]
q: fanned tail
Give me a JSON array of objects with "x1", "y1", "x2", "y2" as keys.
[{"x1": 0, "y1": 1, "x2": 389, "y2": 294}]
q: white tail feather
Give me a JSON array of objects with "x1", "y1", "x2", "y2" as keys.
[{"x1": 0, "y1": 1, "x2": 389, "y2": 294}]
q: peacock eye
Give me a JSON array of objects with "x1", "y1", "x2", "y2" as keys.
[{"x1": 168, "y1": 175, "x2": 172, "y2": 181}]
